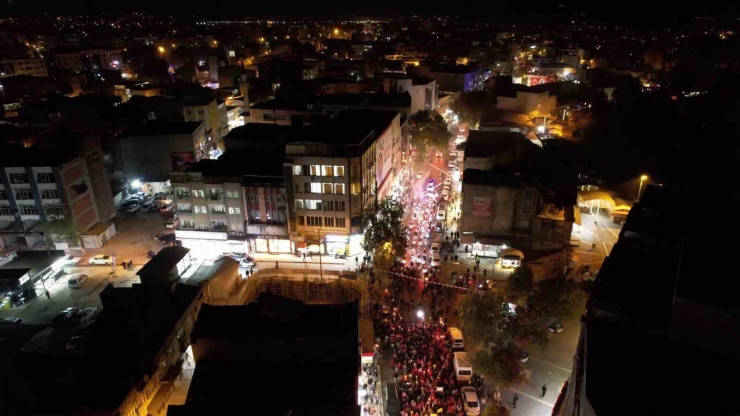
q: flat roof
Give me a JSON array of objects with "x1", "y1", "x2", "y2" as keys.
[
  {"x1": 0, "y1": 268, "x2": 31, "y2": 281},
  {"x1": 464, "y1": 130, "x2": 539, "y2": 159},
  {"x1": 0, "y1": 250, "x2": 66, "y2": 277},
  {"x1": 128, "y1": 121, "x2": 204, "y2": 136},
  {"x1": 136, "y1": 246, "x2": 190, "y2": 278}
]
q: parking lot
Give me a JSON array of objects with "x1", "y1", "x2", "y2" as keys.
[{"x1": 0, "y1": 208, "x2": 172, "y2": 325}]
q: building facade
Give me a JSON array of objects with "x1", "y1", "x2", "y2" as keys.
[
  {"x1": 0, "y1": 58, "x2": 48, "y2": 78},
  {"x1": 283, "y1": 111, "x2": 401, "y2": 256},
  {"x1": 171, "y1": 164, "x2": 247, "y2": 259},
  {"x1": 0, "y1": 134, "x2": 116, "y2": 250},
  {"x1": 52, "y1": 49, "x2": 122, "y2": 72},
  {"x1": 382, "y1": 76, "x2": 438, "y2": 114},
  {"x1": 183, "y1": 97, "x2": 227, "y2": 157},
  {"x1": 243, "y1": 176, "x2": 291, "y2": 254}
]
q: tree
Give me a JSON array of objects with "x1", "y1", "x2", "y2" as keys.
[
  {"x1": 507, "y1": 265, "x2": 534, "y2": 297},
  {"x1": 175, "y1": 65, "x2": 196, "y2": 83},
  {"x1": 450, "y1": 90, "x2": 492, "y2": 127},
  {"x1": 473, "y1": 343, "x2": 527, "y2": 387},
  {"x1": 408, "y1": 110, "x2": 451, "y2": 156},
  {"x1": 35, "y1": 217, "x2": 82, "y2": 253},
  {"x1": 361, "y1": 197, "x2": 408, "y2": 259},
  {"x1": 528, "y1": 276, "x2": 584, "y2": 323}
]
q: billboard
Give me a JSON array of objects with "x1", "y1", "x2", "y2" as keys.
[
  {"x1": 375, "y1": 128, "x2": 393, "y2": 198},
  {"x1": 473, "y1": 197, "x2": 491, "y2": 217}
]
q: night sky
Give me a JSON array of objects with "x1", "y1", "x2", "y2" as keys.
[{"x1": 4, "y1": 0, "x2": 736, "y2": 26}]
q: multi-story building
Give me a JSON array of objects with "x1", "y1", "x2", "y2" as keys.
[
  {"x1": 170, "y1": 160, "x2": 247, "y2": 259},
  {"x1": 0, "y1": 58, "x2": 48, "y2": 78},
  {"x1": 170, "y1": 150, "x2": 292, "y2": 258},
  {"x1": 553, "y1": 186, "x2": 738, "y2": 416},
  {"x1": 116, "y1": 121, "x2": 207, "y2": 186},
  {"x1": 248, "y1": 93, "x2": 412, "y2": 126},
  {"x1": 52, "y1": 48, "x2": 123, "y2": 72},
  {"x1": 0, "y1": 131, "x2": 116, "y2": 250},
  {"x1": 415, "y1": 64, "x2": 490, "y2": 93},
  {"x1": 16, "y1": 283, "x2": 202, "y2": 416},
  {"x1": 382, "y1": 75, "x2": 437, "y2": 114},
  {"x1": 183, "y1": 97, "x2": 227, "y2": 156},
  {"x1": 284, "y1": 110, "x2": 401, "y2": 256}
]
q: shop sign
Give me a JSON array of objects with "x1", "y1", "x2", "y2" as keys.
[
  {"x1": 176, "y1": 230, "x2": 227, "y2": 240},
  {"x1": 473, "y1": 197, "x2": 491, "y2": 217}
]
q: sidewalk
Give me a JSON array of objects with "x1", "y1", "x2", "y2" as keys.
[{"x1": 249, "y1": 251, "x2": 367, "y2": 268}]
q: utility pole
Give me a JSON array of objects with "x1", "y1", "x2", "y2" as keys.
[{"x1": 318, "y1": 227, "x2": 323, "y2": 284}]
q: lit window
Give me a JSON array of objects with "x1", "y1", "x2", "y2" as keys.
[
  {"x1": 351, "y1": 183, "x2": 361, "y2": 195},
  {"x1": 334, "y1": 166, "x2": 345, "y2": 176},
  {"x1": 322, "y1": 165, "x2": 333, "y2": 176},
  {"x1": 334, "y1": 184, "x2": 345, "y2": 194},
  {"x1": 228, "y1": 207, "x2": 241, "y2": 214},
  {"x1": 323, "y1": 183, "x2": 334, "y2": 194},
  {"x1": 293, "y1": 165, "x2": 302, "y2": 176},
  {"x1": 309, "y1": 165, "x2": 321, "y2": 176},
  {"x1": 310, "y1": 183, "x2": 322, "y2": 193}
]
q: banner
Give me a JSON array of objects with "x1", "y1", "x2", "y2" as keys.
[{"x1": 473, "y1": 197, "x2": 491, "y2": 217}]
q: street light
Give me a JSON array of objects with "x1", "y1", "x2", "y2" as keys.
[
  {"x1": 416, "y1": 309, "x2": 425, "y2": 319},
  {"x1": 157, "y1": 46, "x2": 165, "y2": 57},
  {"x1": 637, "y1": 175, "x2": 649, "y2": 202}
]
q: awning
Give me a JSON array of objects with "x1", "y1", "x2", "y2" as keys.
[
  {"x1": 501, "y1": 248, "x2": 525, "y2": 259},
  {"x1": 460, "y1": 235, "x2": 509, "y2": 246}
]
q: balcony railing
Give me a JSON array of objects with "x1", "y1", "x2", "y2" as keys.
[
  {"x1": 211, "y1": 224, "x2": 228, "y2": 231},
  {"x1": 180, "y1": 224, "x2": 195, "y2": 229},
  {"x1": 177, "y1": 192, "x2": 192, "y2": 199},
  {"x1": 208, "y1": 194, "x2": 223, "y2": 201}
]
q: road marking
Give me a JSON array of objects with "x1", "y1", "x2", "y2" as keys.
[
  {"x1": 509, "y1": 388, "x2": 554, "y2": 407},
  {"x1": 604, "y1": 226, "x2": 620, "y2": 240},
  {"x1": 528, "y1": 356, "x2": 573, "y2": 373},
  {"x1": 580, "y1": 228, "x2": 596, "y2": 237}
]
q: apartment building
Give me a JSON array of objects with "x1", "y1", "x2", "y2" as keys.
[
  {"x1": 17, "y1": 283, "x2": 202, "y2": 416},
  {"x1": 170, "y1": 160, "x2": 247, "y2": 259},
  {"x1": 284, "y1": 110, "x2": 401, "y2": 256},
  {"x1": 382, "y1": 75, "x2": 438, "y2": 114},
  {"x1": 182, "y1": 97, "x2": 227, "y2": 157},
  {"x1": 0, "y1": 57, "x2": 48, "y2": 78},
  {"x1": 52, "y1": 48, "x2": 123, "y2": 72},
  {"x1": 415, "y1": 64, "x2": 490, "y2": 93},
  {"x1": 0, "y1": 131, "x2": 116, "y2": 250}
]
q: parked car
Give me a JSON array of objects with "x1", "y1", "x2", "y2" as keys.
[
  {"x1": 141, "y1": 201, "x2": 154, "y2": 211},
  {"x1": 159, "y1": 204, "x2": 174, "y2": 213},
  {"x1": 158, "y1": 234, "x2": 177, "y2": 245},
  {"x1": 74, "y1": 307, "x2": 98, "y2": 326},
  {"x1": 89, "y1": 254, "x2": 113, "y2": 265},
  {"x1": 430, "y1": 243, "x2": 440, "y2": 256},
  {"x1": 426, "y1": 180, "x2": 435, "y2": 192},
  {"x1": 3, "y1": 292, "x2": 24, "y2": 307},
  {"x1": 460, "y1": 386, "x2": 480, "y2": 415},
  {"x1": 126, "y1": 203, "x2": 140, "y2": 213},
  {"x1": 431, "y1": 252, "x2": 441, "y2": 268},
  {"x1": 239, "y1": 256, "x2": 255, "y2": 268},
  {"x1": 434, "y1": 222, "x2": 443, "y2": 233},
  {"x1": 165, "y1": 217, "x2": 178, "y2": 229},
  {"x1": 67, "y1": 273, "x2": 88, "y2": 289},
  {"x1": 2, "y1": 317, "x2": 22, "y2": 324},
  {"x1": 52, "y1": 307, "x2": 80, "y2": 329},
  {"x1": 154, "y1": 194, "x2": 172, "y2": 205}
]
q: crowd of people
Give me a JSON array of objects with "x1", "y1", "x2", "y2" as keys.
[{"x1": 360, "y1": 362, "x2": 382, "y2": 416}]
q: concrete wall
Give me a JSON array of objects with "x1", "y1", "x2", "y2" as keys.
[{"x1": 460, "y1": 184, "x2": 539, "y2": 235}]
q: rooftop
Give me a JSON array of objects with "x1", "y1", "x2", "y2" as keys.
[
  {"x1": 464, "y1": 130, "x2": 539, "y2": 159},
  {"x1": 136, "y1": 246, "x2": 190, "y2": 282},
  {"x1": 0, "y1": 250, "x2": 66, "y2": 277},
  {"x1": 462, "y1": 168, "x2": 531, "y2": 187},
  {"x1": 128, "y1": 121, "x2": 204, "y2": 136},
  {"x1": 583, "y1": 185, "x2": 740, "y2": 415},
  {"x1": 171, "y1": 294, "x2": 360, "y2": 416}
]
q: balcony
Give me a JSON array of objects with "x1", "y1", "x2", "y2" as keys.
[
  {"x1": 176, "y1": 192, "x2": 192, "y2": 199},
  {"x1": 209, "y1": 210, "x2": 226, "y2": 215},
  {"x1": 179, "y1": 223, "x2": 195, "y2": 229},
  {"x1": 211, "y1": 224, "x2": 228, "y2": 231}
]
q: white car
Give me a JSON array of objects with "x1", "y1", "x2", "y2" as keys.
[
  {"x1": 431, "y1": 252, "x2": 441, "y2": 268},
  {"x1": 89, "y1": 255, "x2": 113, "y2": 265},
  {"x1": 444, "y1": 177, "x2": 452, "y2": 186},
  {"x1": 460, "y1": 386, "x2": 481, "y2": 415},
  {"x1": 126, "y1": 204, "x2": 140, "y2": 213},
  {"x1": 430, "y1": 243, "x2": 440, "y2": 256},
  {"x1": 67, "y1": 273, "x2": 88, "y2": 289},
  {"x1": 426, "y1": 181, "x2": 435, "y2": 192},
  {"x1": 165, "y1": 217, "x2": 178, "y2": 229},
  {"x1": 436, "y1": 210, "x2": 446, "y2": 221},
  {"x1": 448, "y1": 161, "x2": 456, "y2": 169}
]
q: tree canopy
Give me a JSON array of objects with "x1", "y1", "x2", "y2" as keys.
[
  {"x1": 528, "y1": 276, "x2": 584, "y2": 323},
  {"x1": 450, "y1": 90, "x2": 493, "y2": 127},
  {"x1": 408, "y1": 110, "x2": 451, "y2": 160},
  {"x1": 36, "y1": 217, "x2": 80, "y2": 244},
  {"x1": 361, "y1": 197, "x2": 408, "y2": 258}
]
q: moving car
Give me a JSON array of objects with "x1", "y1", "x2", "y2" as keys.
[
  {"x1": 67, "y1": 273, "x2": 88, "y2": 289},
  {"x1": 434, "y1": 222, "x2": 443, "y2": 233},
  {"x1": 548, "y1": 321, "x2": 564, "y2": 333},
  {"x1": 426, "y1": 180, "x2": 435, "y2": 192},
  {"x1": 441, "y1": 189, "x2": 449, "y2": 200},
  {"x1": 460, "y1": 386, "x2": 481, "y2": 415},
  {"x1": 448, "y1": 160, "x2": 456, "y2": 169},
  {"x1": 89, "y1": 254, "x2": 113, "y2": 265},
  {"x1": 436, "y1": 209, "x2": 446, "y2": 221},
  {"x1": 435, "y1": 150, "x2": 444, "y2": 158}
]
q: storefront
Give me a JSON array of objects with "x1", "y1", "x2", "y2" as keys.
[
  {"x1": 324, "y1": 235, "x2": 348, "y2": 256},
  {"x1": 175, "y1": 230, "x2": 247, "y2": 260},
  {"x1": 248, "y1": 236, "x2": 293, "y2": 254},
  {"x1": 461, "y1": 235, "x2": 508, "y2": 259}
]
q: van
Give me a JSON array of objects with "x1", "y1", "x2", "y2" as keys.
[
  {"x1": 449, "y1": 327, "x2": 464, "y2": 349},
  {"x1": 436, "y1": 209, "x2": 446, "y2": 221},
  {"x1": 453, "y1": 351, "x2": 473, "y2": 383}
]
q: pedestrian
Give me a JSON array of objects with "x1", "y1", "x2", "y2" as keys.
[
  {"x1": 483, "y1": 269, "x2": 487, "y2": 277},
  {"x1": 542, "y1": 384, "x2": 547, "y2": 398},
  {"x1": 275, "y1": 261, "x2": 279, "y2": 269},
  {"x1": 513, "y1": 393, "x2": 518, "y2": 408},
  {"x1": 128, "y1": 260, "x2": 133, "y2": 269},
  {"x1": 356, "y1": 256, "x2": 359, "y2": 264},
  {"x1": 45, "y1": 291, "x2": 51, "y2": 300},
  {"x1": 591, "y1": 243, "x2": 596, "y2": 251}
]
